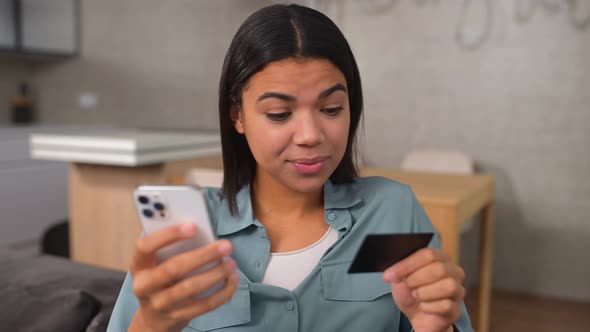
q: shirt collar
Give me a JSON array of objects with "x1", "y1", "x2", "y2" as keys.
[
  {"x1": 323, "y1": 179, "x2": 362, "y2": 210},
  {"x1": 216, "y1": 179, "x2": 362, "y2": 236}
]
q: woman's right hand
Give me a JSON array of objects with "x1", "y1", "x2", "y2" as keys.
[{"x1": 127, "y1": 222, "x2": 239, "y2": 332}]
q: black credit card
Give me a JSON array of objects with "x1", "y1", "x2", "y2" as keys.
[{"x1": 348, "y1": 233, "x2": 434, "y2": 273}]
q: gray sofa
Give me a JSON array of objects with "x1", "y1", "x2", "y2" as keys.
[{"x1": 0, "y1": 248, "x2": 126, "y2": 332}]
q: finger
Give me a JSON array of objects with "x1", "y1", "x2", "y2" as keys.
[
  {"x1": 149, "y1": 258, "x2": 237, "y2": 311},
  {"x1": 133, "y1": 239, "x2": 233, "y2": 297},
  {"x1": 130, "y1": 222, "x2": 196, "y2": 272},
  {"x1": 413, "y1": 277, "x2": 465, "y2": 302},
  {"x1": 384, "y1": 248, "x2": 449, "y2": 283},
  {"x1": 405, "y1": 261, "x2": 465, "y2": 289},
  {"x1": 167, "y1": 271, "x2": 240, "y2": 321},
  {"x1": 418, "y1": 298, "x2": 462, "y2": 321}
]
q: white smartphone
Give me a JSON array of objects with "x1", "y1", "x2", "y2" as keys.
[{"x1": 133, "y1": 185, "x2": 224, "y2": 298}]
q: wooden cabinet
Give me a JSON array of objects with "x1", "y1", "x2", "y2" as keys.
[{"x1": 69, "y1": 157, "x2": 223, "y2": 271}]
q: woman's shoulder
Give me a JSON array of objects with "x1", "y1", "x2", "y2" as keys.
[
  {"x1": 199, "y1": 186, "x2": 224, "y2": 224},
  {"x1": 353, "y1": 176, "x2": 413, "y2": 201},
  {"x1": 347, "y1": 176, "x2": 418, "y2": 217},
  {"x1": 201, "y1": 186, "x2": 223, "y2": 204},
  {"x1": 338, "y1": 176, "x2": 432, "y2": 233}
]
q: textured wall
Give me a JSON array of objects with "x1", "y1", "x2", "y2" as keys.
[
  {"x1": 29, "y1": 0, "x2": 268, "y2": 129},
  {"x1": 0, "y1": 59, "x2": 31, "y2": 124},
  {"x1": 326, "y1": 0, "x2": 590, "y2": 301},
  {"x1": 23, "y1": 0, "x2": 590, "y2": 301}
]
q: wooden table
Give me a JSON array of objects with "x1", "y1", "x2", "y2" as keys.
[{"x1": 361, "y1": 168, "x2": 495, "y2": 332}]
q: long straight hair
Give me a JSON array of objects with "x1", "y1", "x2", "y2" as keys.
[{"x1": 218, "y1": 4, "x2": 364, "y2": 215}]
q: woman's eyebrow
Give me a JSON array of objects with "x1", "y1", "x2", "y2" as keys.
[
  {"x1": 318, "y1": 83, "x2": 347, "y2": 99},
  {"x1": 256, "y1": 83, "x2": 347, "y2": 104},
  {"x1": 256, "y1": 92, "x2": 296, "y2": 103}
]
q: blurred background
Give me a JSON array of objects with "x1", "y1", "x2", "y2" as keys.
[{"x1": 1, "y1": 1, "x2": 589, "y2": 331}]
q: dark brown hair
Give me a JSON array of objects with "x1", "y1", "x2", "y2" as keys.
[{"x1": 218, "y1": 4, "x2": 363, "y2": 215}]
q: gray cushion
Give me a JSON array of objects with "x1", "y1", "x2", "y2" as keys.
[
  {"x1": 0, "y1": 285, "x2": 100, "y2": 332},
  {"x1": 0, "y1": 249, "x2": 126, "y2": 332}
]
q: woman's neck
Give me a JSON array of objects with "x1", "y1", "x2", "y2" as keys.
[
  {"x1": 251, "y1": 171, "x2": 323, "y2": 222},
  {"x1": 251, "y1": 169, "x2": 329, "y2": 252}
]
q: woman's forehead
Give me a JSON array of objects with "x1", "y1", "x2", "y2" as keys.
[{"x1": 243, "y1": 58, "x2": 347, "y2": 96}]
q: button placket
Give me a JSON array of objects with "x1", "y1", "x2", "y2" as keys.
[{"x1": 286, "y1": 301, "x2": 295, "y2": 311}]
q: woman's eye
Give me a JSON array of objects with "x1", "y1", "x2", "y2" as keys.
[
  {"x1": 321, "y1": 106, "x2": 344, "y2": 115},
  {"x1": 265, "y1": 112, "x2": 292, "y2": 121}
]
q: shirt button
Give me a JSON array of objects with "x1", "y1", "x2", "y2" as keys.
[
  {"x1": 327, "y1": 213, "x2": 336, "y2": 221},
  {"x1": 286, "y1": 301, "x2": 295, "y2": 311}
]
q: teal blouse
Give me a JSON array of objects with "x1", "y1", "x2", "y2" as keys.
[{"x1": 107, "y1": 176, "x2": 473, "y2": 331}]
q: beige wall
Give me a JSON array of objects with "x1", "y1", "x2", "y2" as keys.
[
  {"x1": 29, "y1": 0, "x2": 268, "y2": 128},
  {"x1": 329, "y1": 0, "x2": 590, "y2": 301},
  {"x1": 22, "y1": 0, "x2": 590, "y2": 301}
]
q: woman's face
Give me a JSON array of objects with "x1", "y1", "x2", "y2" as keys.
[{"x1": 233, "y1": 57, "x2": 350, "y2": 193}]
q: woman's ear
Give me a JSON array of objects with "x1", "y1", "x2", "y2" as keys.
[{"x1": 230, "y1": 106, "x2": 245, "y2": 134}]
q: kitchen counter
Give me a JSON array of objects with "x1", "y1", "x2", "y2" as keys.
[
  {"x1": 30, "y1": 129, "x2": 221, "y2": 166},
  {"x1": 28, "y1": 127, "x2": 224, "y2": 270}
]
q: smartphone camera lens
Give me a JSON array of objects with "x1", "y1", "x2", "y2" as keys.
[
  {"x1": 142, "y1": 209, "x2": 154, "y2": 218},
  {"x1": 138, "y1": 196, "x2": 150, "y2": 205},
  {"x1": 153, "y1": 202, "x2": 165, "y2": 211}
]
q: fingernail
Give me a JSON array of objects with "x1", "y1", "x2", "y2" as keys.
[
  {"x1": 181, "y1": 222, "x2": 195, "y2": 235},
  {"x1": 218, "y1": 240, "x2": 232, "y2": 255},
  {"x1": 224, "y1": 259, "x2": 237, "y2": 271},
  {"x1": 412, "y1": 290, "x2": 417, "y2": 299}
]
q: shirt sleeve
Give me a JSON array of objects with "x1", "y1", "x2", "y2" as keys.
[
  {"x1": 106, "y1": 272, "x2": 139, "y2": 332},
  {"x1": 409, "y1": 189, "x2": 475, "y2": 332}
]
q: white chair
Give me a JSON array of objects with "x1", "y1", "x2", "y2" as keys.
[
  {"x1": 400, "y1": 148, "x2": 475, "y2": 232},
  {"x1": 184, "y1": 168, "x2": 224, "y2": 188},
  {"x1": 400, "y1": 149, "x2": 474, "y2": 174}
]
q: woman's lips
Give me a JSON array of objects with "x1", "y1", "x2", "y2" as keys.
[{"x1": 288, "y1": 156, "x2": 329, "y2": 175}]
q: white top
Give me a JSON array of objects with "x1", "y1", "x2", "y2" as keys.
[
  {"x1": 29, "y1": 129, "x2": 221, "y2": 166},
  {"x1": 261, "y1": 226, "x2": 339, "y2": 291}
]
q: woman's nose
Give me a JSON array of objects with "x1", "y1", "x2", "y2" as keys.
[{"x1": 292, "y1": 111, "x2": 324, "y2": 147}]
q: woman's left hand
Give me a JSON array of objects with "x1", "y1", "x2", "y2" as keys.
[{"x1": 383, "y1": 248, "x2": 465, "y2": 332}]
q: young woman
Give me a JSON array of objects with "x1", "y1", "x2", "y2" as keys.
[{"x1": 108, "y1": 4, "x2": 473, "y2": 332}]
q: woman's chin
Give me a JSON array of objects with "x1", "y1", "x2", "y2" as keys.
[{"x1": 285, "y1": 176, "x2": 329, "y2": 194}]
